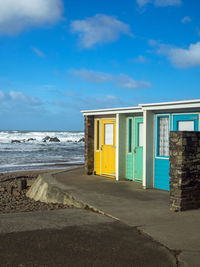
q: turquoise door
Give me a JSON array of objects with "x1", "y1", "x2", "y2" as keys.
[
  {"x1": 126, "y1": 117, "x2": 134, "y2": 180},
  {"x1": 126, "y1": 117, "x2": 143, "y2": 181},
  {"x1": 154, "y1": 113, "x2": 199, "y2": 191},
  {"x1": 134, "y1": 118, "x2": 143, "y2": 181},
  {"x1": 154, "y1": 115, "x2": 170, "y2": 190}
]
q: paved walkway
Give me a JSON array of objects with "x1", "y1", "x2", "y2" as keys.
[
  {"x1": 30, "y1": 167, "x2": 200, "y2": 267},
  {"x1": 0, "y1": 210, "x2": 176, "y2": 267}
]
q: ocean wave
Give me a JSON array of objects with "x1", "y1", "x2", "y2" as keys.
[
  {"x1": 0, "y1": 130, "x2": 84, "y2": 144},
  {"x1": 0, "y1": 130, "x2": 84, "y2": 173}
]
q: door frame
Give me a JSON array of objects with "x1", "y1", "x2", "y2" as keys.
[
  {"x1": 126, "y1": 116, "x2": 143, "y2": 182},
  {"x1": 154, "y1": 114, "x2": 171, "y2": 190},
  {"x1": 134, "y1": 117, "x2": 144, "y2": 182},
  {"x1": 94, "y1": 117, "x2": 116, "y2": 177}
]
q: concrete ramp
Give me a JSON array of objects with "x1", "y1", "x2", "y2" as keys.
[{"x1": 27, "y1": 172, "x2": 85, "y2": 209}]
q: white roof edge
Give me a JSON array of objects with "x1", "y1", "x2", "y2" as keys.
[
  {"x1": 81, "y1": 106, "x2": 141, "y2": 115},
  {"x1": 139, "y1": 99, "x2": 200, "y2": 108},
  {"x1": 81, "y1": 99, "x2": 200, "y2": 115}
]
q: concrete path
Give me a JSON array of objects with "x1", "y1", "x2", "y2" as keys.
[
  {"x1": 28, "y1": 167, "x2": 200, "y2": 267},
  {"x1": 0, "y1": 210, "x2": 176, "y2": 267}
]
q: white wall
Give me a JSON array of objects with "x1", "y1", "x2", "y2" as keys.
[
  {"x1": 116, "y1": 113, "x2": 126, "y2": 180},
  {"x1": 143, "y1": 110, "x2": 154, "y2": 188}
]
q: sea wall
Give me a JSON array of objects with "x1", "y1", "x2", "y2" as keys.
[{"x1": 169, "y1": 131, "x2": 200, "y2": 211}]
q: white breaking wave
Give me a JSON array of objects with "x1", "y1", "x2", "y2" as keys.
[
  {"x1": 0, "y1": 131, "x2": 84, "y2": 173},
  {"x1": 0, "y1": 131, "x2": 84, "y2": 144}
]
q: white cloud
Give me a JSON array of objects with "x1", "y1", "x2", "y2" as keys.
[
  {"x1": 72, "y1": 69, "x2": 112, "y2": 83},
  {"x1": 70, "y1": 14, "x2": 133, "y2": 48},
  {"x1": 137, "y1": 0, "x2": 181, "y2": 8},
  {"x1": 155, "y1": 41, "x2": 200, "y2": 68},
  {"x1": 130, "y1": 55, "x2": 147, "y2": 63},
  {"x1": 54, "y1": 93, "x2": 123, "y2": 110},
  {"x1": 0, "y1": 90, "x2": 41, "y2": 108},
  {"x1": 116, "y1": 74, "x2": 151, "y2": 89},
  {"x1": 0, "y1": 0, "x2": 63, "y2": 34},
  {"x1": 31, "y1": 47, "x2": 46, "y2": 57},
  {"x1": 181, "y1": 16, "x2": 192, "y2": 24},
  {"x1": 168, "y1": 42, "x2": 200, "y2": 68},
  {"x1": 71, "y1": 69, "x2": 151, "y2": 89},
  {"x1": 148, "y1": 39, "x2": 158, "y2": 46}
]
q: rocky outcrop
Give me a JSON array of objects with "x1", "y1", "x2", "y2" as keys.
[
  {"x1": 49, "y1": 137, "x2": 60, "y2": 142},
  {"x1": 27, "y1": 138, "x2": 36, "y2": 142},
  {"x1": 42, "y1": 136, "x2": 60, "y2": 142},
  {"x1": 43, "y1": 136, "x2": 51, "y2": 142},
  {"x1": 11, "y1": 140, "x2": 21, "y2": 143},
  {"x1": 78, "y1": 137, "x2": 85, "y2": 142}
]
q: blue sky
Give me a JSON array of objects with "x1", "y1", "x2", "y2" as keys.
[{"x1": 0, "y1": 0, "x2": 200, "y2": 130}]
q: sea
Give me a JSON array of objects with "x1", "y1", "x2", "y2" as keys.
[{"x1": 0, "y1": 131, "x2": 84, "y2": 173}]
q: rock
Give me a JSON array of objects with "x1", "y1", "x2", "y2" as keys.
[
  {"x1": 43, "y1": 136, "x2": 60, "y2": 142},
  {"x1": 42, "y1": 136, "x2": 51, "y2": 142},
  {"x1": 78, "y1": 137, "x2": 85, "y2": 142},
  {"x1": 7, "y1": 185, "x2": 14, "y2": 194},
  {"x1": 0, "y1": 187, "x2": 5, "y2": 193},
  {"x1": 17, "y1": 179, "x2": 27, "y2": 191},
  {"x1": 11, "y1": 140, "x2": 21, "y2": 143},
  {"x1": 49, "y1": 137, "x2": 60, "y2": 142},
  {"x1": 27, "y1": 138, "x2": 36, "y2": 142},
  {"x1": 12, "y1": 189, "x2": 20, "y2": 197},
  {"x1": 27, "y1": 179, "x2": 34, "y2": 187}
]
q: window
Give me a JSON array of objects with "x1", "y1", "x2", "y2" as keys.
[
  {"x1": 96, "y1": 120, "x2": 100, "y2": 150},
  {"x1": 158, "y1": 117, "x2": 169, "y2": 157},
  {"x1": 178, "y1": 121, "x2": 194, "y2": 131},
  {"x1": 128, "y1": 119, "x2": 132, "y2": 153},
  {"x1": 138, "y1": 123, "x2": 143, "y2": 147},
  {"x1": 104, "y1": 124, "x2": 113, "y2": 145}
]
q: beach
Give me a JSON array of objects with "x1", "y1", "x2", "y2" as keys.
[
  {"x1": 0, "y1": 130, "x2": 84, "y2": 214},
  {"x1": 0, "y1": 168, "x2": 80, "y2": 214}
]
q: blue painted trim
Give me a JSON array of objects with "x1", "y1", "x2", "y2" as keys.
[{"x1": 173, "y1": 114, "x2": 199, "y2": 131}]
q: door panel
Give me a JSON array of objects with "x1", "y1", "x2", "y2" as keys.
[
  {"x1": 126, "y1": 118, "x2": 134, "y2": 180},
  {"x1": 134, "y1": 118, "x2": 143, "y2": 181},
  {"x1": 101, "y1": 119, "x2": 116, "y2": 177},
  {"x1": 154, "y1": 115, "x2": 170, "y2": 190}
]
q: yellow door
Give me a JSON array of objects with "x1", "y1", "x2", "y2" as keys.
[{"x1": 101, "y1": 119, "x2": 116, "y2": 177}]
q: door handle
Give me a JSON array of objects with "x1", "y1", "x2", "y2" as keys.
[{"x1": 134, "y1": 147, "x2": 136, "y2": 153}]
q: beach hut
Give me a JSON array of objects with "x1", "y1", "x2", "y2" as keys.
[
  {"x1": 82, "y1": 106, "x2": 144, "y2": 183},
  {"x1": 82, "y1": 99, "x2": 200, "y2": 191},
  {"x1": 140, "y1": 99, "x2": 200, "y2": 191}
]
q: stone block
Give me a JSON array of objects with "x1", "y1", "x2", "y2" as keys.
[{"x1": 169, "y1": 131, "x2": 200, "y2": 212}]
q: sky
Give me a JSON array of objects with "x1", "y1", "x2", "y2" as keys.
[{"x1": 0, "y1": 0, "x2": 200, "y2": 131}]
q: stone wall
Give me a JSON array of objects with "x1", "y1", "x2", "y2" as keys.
[
  {"x1": 169, "y1": 131, "x2": 200, "y2": 211},
  {"x1": 84, "y1": 115, "x2": 94, "y2": 175}
]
